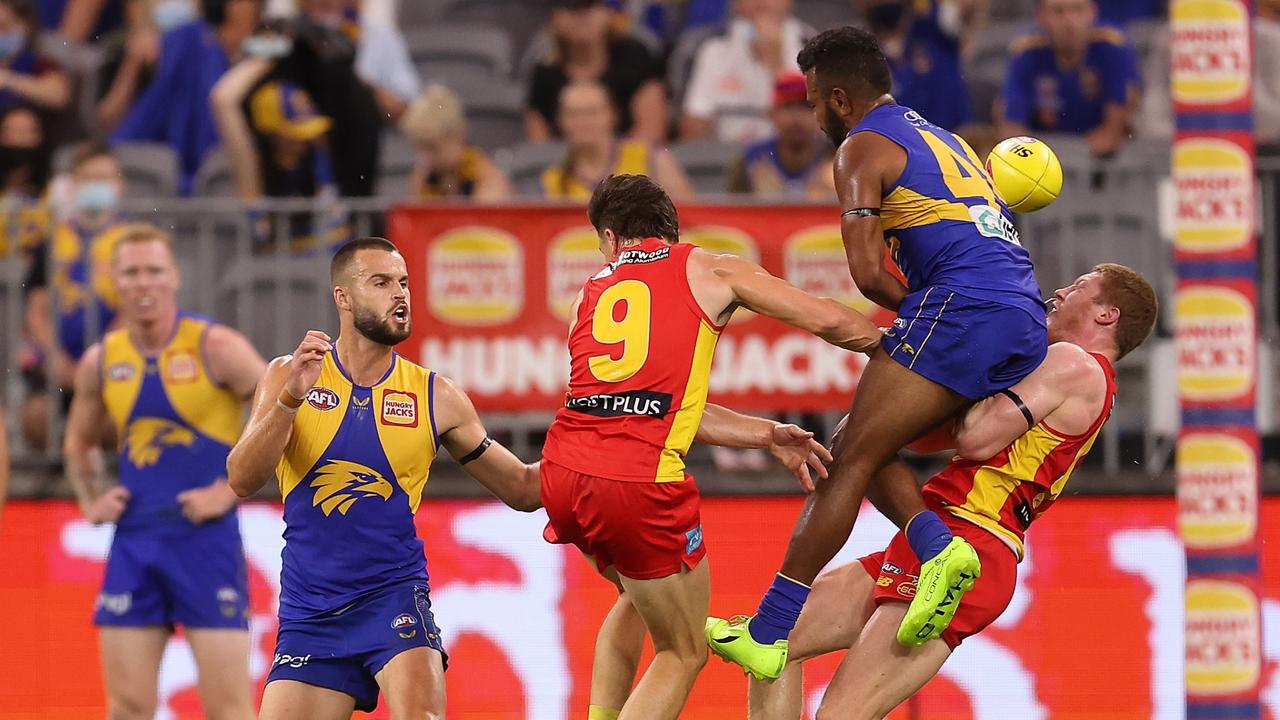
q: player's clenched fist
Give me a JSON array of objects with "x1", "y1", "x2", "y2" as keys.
[
  {"x1": 83, "y1": 486, "x2": 130, "y2": 525},
  {"x1": 285, "y1": 330, "x2": 332, "y2": 401}
]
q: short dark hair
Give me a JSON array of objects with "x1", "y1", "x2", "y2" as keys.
[
  {"x1": 587, "y1": 174, "x2": 680, "y2": 243},
  {"x1": 796, "y1": 26, "x2": 892, "y2": 99},
  {"x1": 331, "y1": 237, "x2": 399, "y2": 286}
]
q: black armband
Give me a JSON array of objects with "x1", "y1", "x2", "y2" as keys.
[
  {"x1": 998, "y1": 389, "x2": 1035, "y2": 430},
  {"x1": 841, "y1": 207, "x2": 881, "y2": 217},
  {"x1": 459, "y1": 437, "x2": 493, "y2": 465}
]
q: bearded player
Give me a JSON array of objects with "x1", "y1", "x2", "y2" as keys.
[
  {"x1": 707, "y1": 26, "x2": 1051, "y2": 675},
  {"x1": 540, "y1": 174, "x2": 901, "y2": 720},
  {"x1": 64, "y1": 224, "x2": 268, "y2": 720},
  {"x1": 745, "y1": 264, "x2": 1157, "y2": 720}
]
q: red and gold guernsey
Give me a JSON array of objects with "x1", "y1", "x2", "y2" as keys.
[
  {"x1": 924, "y1": 352, "x2": 1118, "y2": 559},
  {"x1": 542, "y1": 238, "x2": 724, "y2": 483}
]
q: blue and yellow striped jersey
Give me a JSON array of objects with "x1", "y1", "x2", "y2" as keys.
[
  {"x1": 276, "y1": 351, "x2": 440, "y2": 621},
  {"x1": 851, "y1": 103, "x2": 1043, "y2": 317},
  {"x1": 102, "y1": 313, "x2": 245, "y2": 533},
  {"x1": 52, "y1": 220, "x2": 128, "y2": 360}
]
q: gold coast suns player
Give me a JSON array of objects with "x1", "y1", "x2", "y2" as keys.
[
  {"x1": 539, "y1": 174, "x2": 902, "y2": 720},
  {"x1": 65, "y1": 223, "x2": 268, "y2": 720},
  {"x1": 746, "y1": 264, "x2": 1157, "y2": 720},
  {"x1": 227, "y1": 238, "x2": 543, "y2": 719}
]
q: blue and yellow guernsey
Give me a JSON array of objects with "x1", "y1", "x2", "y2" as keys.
[
  {"x1": 102, "y1": 313, "x2": 244, "y2": 534},
  {"x1": 275, "y1": 350, "x2": 439, "y2": 621},
  {"x1": 851, "y1": 103, "x2": 1044, "y2": 318}
]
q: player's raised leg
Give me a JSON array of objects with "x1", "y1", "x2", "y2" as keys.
[
  {"x1": 616, "y1": 562, "x2": 711, "y2": 720},
  {"x1": 748, "y1": 562, "x2": 877, "y2": 720},
  {"x1": 375, "y1": 647, "x2": 447, "y2": 720},
  {"x1": 99, "y1": 627, "x2": 168, "y2": 720},
  {"x1": 591, "y1": 590, "x2": 646, "y2": 719},
  {"x1": 814, "y1": 604, "x2": 951, "y2": 720},
  {"x1": 187, "y1": 628, "x2": 254, "y2": 720},
  {"x1": 258, "y1": 680, "x2": 356, "y2": 720}
]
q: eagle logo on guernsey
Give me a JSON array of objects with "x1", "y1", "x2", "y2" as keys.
[
  {"x1": 309, "y1": 460, "x2": 394, "y2": 516},
  {"x1": 126, "y1": 418, "x2": 195, "y2": 468}
]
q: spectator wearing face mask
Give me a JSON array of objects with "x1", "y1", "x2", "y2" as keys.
[
  {"x1": 0, "y1": 103, "x2": 51, "y2": 260},
  {"x1": 679, "y1": 0, "x2": 813, "y2": 143},
  {"x1": 860, "y1": 0, "x2": 980, "y2": 132},
  {"x1": 212, "y1": 58, "x2": 350, "y2": 251},
  {"x1": 727, "y1": 71, "x2": 833, "y2": 199},
  {"x1": 20, "y1": 142, "x2": 127, "y2": 450},
  {"x1": 107, "y1": 0, "x2": 265, "y2": 193},
  {"x1": 0, "y1": 0, "x2": 70, "y2": 114},
  {"x1": 401, "y1": 84, "x2": 511, "y2": 201}
]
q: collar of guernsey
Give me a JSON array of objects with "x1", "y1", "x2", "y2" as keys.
[
  {"x1": 848, "y1": 103, "x2": 1043, "y2": 315},
  {"x1": 925, "y1": 352, "x2": 1117, "y2": 561},
  {"x1": 101, "y1": 312, "x2": 245, "y2": 530},
  {"x1": 541, "y1": 237, "x2": 724, "y2": 484},
  {"x1": 275, "y1": 349, "x2": 442, "y2": 620}
]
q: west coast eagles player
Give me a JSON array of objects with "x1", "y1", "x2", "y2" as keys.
[
  {"x1": 65, "y1": 223, "x2": 268, "y2": 720},
  {"x1": 227, "y1": 237, "x2": 544, "y2": 718}
]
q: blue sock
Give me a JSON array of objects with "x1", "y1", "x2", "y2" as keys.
[
  {"x1": 905, "y1": 511, "x2": 954, "y2": 562},
  {"x1": 749, "y1": 573, "x2": 811, "y2": 645}
]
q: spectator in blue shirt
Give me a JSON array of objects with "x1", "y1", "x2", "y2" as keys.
[
  {"x1": 861, "y1": 0, "x2": 980, "y2": 132},
  {"x1": 997, "y1": 0, "x2": 1140, "y2": 156},
  {"x1": 1096, "y1": 0, "x2": 1164, "y2": 27},
  {"x1": 727, "y1": 71, "x2": 833, "y2": 199}
]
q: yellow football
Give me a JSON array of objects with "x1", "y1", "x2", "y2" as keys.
[{"x1": 985, "y1": 136, "x2": 1063, "y2": 213}]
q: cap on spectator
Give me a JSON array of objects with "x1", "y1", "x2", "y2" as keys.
[
  {"x1": 401, "y1": 84, "x2": 466, "y2": 145},
  {"x1": 773, "y1": 71, "x2": 809, "y2": 108},
  {"x1": 249, "y1": 82, "x2": 332, "y2": 141}
]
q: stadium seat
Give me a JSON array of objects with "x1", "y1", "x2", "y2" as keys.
[
  {"x1": 114, "y1": 142, "x2": 181, "y2": 198},
  {"x1": 667, "y1": 24, "x2": 722, "y2": 118},
  {"x1": 672, "y1": 139, "x2": 740, "y2": 194},
  {"x1": 793, "y1": 0, "x2": 860, "y2": 31},
  {"x1": 494, "y1": 141, "x2": 566, "y2": 196},
  {"x1": 988, "y1": 0, "x2": 1033, "y2": 22},
  {"x1": 193, "y1": 148, "x2": 236, "y2": 198},
  {"x1": 964, "y1": 20, "x2": 1027, "y2": 124},
  {"x1": 404, "y1": 24, "x2": 514, "y2": 83},
  {"x1": 1126, "y1": 18, "x2": 1166, "y2": 71},
  {"x1": 377, "y1": 130, "x2": 417, "y2": 198},
  {"x1": 458, "y1": 80, "x2": 527, "y2": 153},
  {"x1": 433, "y1": 0, "x2": 553, "y2": 57}
]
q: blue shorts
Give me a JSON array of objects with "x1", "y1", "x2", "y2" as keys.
[
  {"x1": 93, "y1": 522, "x2": 248, "y2": 629},
  {"x1": 267, "y1": 581, "x2": 448, "y2": 712},
  {"x1": 882, "y1": 286, "x2": 1047, "y2": 400}
]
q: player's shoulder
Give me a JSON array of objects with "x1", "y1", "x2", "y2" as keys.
[
  {"x1": 1042, "y1": 342, "x2": 1104, "y2": 382},
  {"x1": 1007, "y1": 30, "x2": 1051, "y2": 57},
  {"x1": 1088, "y1": 25, "x2": 1130, "y2": 48}
]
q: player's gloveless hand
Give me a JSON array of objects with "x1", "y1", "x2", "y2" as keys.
[
  {"x1": 769, "y1": 424, "x2": 833, "y2": 493},
  {"x1": 83, "y1": 486, "x2": 130, "y2": 525},
  {"x1": 177, "y1": 481, "x2": 238, "y2": 524},
  {"x1": 285, "y1": 330, "x2": 332, "y2": 400}
]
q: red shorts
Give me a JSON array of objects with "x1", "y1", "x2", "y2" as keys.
[
  {"x1": 857, "y1": 510, "x2": 1017, "y2": 649},
  {"x1": 540, "y1": 460, "x2": 706, "y2": 580}
]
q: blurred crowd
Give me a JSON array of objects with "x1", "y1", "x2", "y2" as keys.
[{"x1": 3, "y1": 0, "x2": 1280, "y2": 456}]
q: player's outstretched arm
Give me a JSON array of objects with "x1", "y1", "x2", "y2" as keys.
[
  {"x1": 689, "y1": 248, "x2": 882, "y2": 353},
  {"x1": 227, "y1": 330, "x2": 331, "y2": 497},
  {"x1": 64, "y1": 344, "x2": 125, "y2": 524},
  {"x1": 954, "y1": 342, "x2": 1097, "y2": 460},
  {"x1": 834, "y1": 131, "x2": 909, "y2": 310},
  {"x1": 696, "y1": 403, "x2": 833, "y2": 491},
  {"x1": 432, "y1": 374, "x2": 541, "y2": 512}
]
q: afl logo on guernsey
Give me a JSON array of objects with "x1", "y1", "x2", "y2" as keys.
[
  {"x1": 392, "y1": 613, "x2": 417, "y2": 629},
  {"x1": 107, "y1": 362, "x2": 135, "y2": 382},
  {"x1": 307, "y1": 387, "x2": 340, "y2": 411},
  {"x1": 381, "y1": 390, "x2": 418, "y2": 427}
]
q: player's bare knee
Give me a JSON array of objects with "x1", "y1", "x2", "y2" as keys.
[{"x1": 106, "y1": 692, "x2": 157, "y2": 720}]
